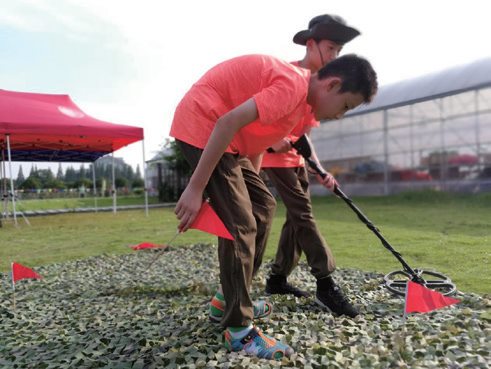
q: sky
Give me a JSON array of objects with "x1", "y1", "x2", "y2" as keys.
[{"x1": 1, "y1": 0, "x2": 490, "y2": 177}]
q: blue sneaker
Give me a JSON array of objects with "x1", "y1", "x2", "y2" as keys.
[{"x1": 224, "y1": 326, "x2": 294, "y2": 360}]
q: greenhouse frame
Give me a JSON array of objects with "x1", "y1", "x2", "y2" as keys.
[{"x1": 311, "y1": 58, "x2": 491, "y2": 195}]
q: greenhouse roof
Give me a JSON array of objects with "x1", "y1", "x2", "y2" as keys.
[{"x1": 346, "y1": 57, "x2": 491, "y2": 117}]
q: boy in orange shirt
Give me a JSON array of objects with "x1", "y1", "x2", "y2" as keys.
[
  {"x1": 170, "y1": 53, "x2": 377, "y2": 359},
  {"x1": 262, "y1": 14, "x2": 362, "y2": 318}
]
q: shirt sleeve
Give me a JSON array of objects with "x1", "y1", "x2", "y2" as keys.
[
  {"x1": 253, "y1": 73, "x2": 307, "y2": 124},
  {"x1": 305, "y1": 114, "x2": 320, "y2": 128}
]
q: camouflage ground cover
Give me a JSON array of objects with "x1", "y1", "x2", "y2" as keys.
[{"x1": 1, "y1": 244, "x2": 489, "y2": 368}]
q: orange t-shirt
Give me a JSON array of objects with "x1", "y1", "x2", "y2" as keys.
[
  {"x1": 169, "y1": 54, "x2": 312, "y2": 157},
  {"x1": 261, "y1": 61, "x2": 320, "y2": 168}
]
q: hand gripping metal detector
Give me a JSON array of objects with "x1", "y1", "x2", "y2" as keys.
[{"x1": 291, "y1": 134, "x2": 456, "y2": 296}]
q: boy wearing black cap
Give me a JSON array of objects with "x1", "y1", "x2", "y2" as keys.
[{"x1": 262, "y1": 14, "x2": 361, "y2": 318}]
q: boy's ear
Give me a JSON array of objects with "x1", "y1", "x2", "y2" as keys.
[
  {"x1": 306, "y1": 39, "x2": 316, "y2": 48},
  {"x1": 325, "y1": 77, "x2": 342, "y2": 91}
]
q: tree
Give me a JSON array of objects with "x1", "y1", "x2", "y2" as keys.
[
  {"x1": 16, "y1": 166, "x2": 25, "y2": 185},
  {"x1": 32, "y1": 169, "x2": 54, "y2": 189},
  {"x1": 45, "y1": 178, "x2": 66, "y2": 190},
  {"x1": 74, "y1": 178, "x2": 92, "y2": 189},
  {"x1": 37, "y1": 169, "x2": 55, "y2": 182},
  {"x1": 132, "y1": 177, "x2": 144, "y2": 188},
  {"x1": 163, "y1": 140, "x2": 191, "y2": 174},
  {"x1": 124, "y1": 165, "x2": 134, "y2": 181},
  {"x1": 115, "y1": 177, "x2": 128, "y2": 189},
  {"x1": 11, "y1": 157, "x2": 142, "y2": 195},
  {"x1": 65, "y1": 166, "x2": 77, "y2": 183},
  {"x1": 29, "y1": 165, "x2": 37, "y2": 178},
  {"x1": 153, "y1": 140, "x2": 192, "y2": 202},
  {"x1": 79, "y1": 164, "x2": 87, "y2": 180},
  {"x1": 56, "y1": 164, "x2": 64, "y2": 180},
  {"x1": 135, "y1": 164, "x2": 142, "y2": 180},
  {"x1": 18, "y1": 177, "x2": 41, "y2": 190}
]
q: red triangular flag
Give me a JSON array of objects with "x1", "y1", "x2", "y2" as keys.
[
  {"x1": 130, "y1": 242, "x2": 166, "y2": 250},
  {"x1": 12, "y1": 262, "x2": 42, "y2": 283},
  {"x1": 405, "y1": 281, "x2": 460, "y2": 314},
  {"x1": 190, "y1": 202, "x2": 234, "y2": 240}
]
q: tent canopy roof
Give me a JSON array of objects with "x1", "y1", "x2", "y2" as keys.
[
  {"x1": 346, "y1": 57, "x2": 491, "y2": 117},
  {"x1": 0, "y1": 89, "x2": 143, "y2": 162}
]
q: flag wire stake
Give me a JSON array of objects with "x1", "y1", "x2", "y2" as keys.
[
  {"x1": 402, "y1": 281, "x2": 409, "y2": 322},
  {"x1": 147, "y1": 229, "x2": 181, "y2": 268},
  {"x1": 11, "y1": 262, "x2": 16, "y2": 312}
]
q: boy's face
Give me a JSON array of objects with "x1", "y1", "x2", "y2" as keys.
[
  {"x1": 307, "y1": 39, "x2": 343, "y2": 71},
  {"x1": 310, "y1": 77, "x2": 364, "y2": 121}
]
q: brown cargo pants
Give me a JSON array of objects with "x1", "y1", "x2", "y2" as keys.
[
  {"x1": 177, "y1": 140, "x2": 276, "y2": 327},
  {"x1": 264, "y1": 166, "x2": 336, "y2": 279}
]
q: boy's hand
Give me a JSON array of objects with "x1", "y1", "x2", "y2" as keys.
[
  {"x1": 174, "y1": 186, "x2": 203, "y2": 232},
  {"x1": 314, "y1": 170, "x2": 338, "y2": 192}
]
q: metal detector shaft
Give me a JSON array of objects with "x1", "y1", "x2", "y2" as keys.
[
  {"x1": 293, "y1": 137, "x2": 423, "y2": 282},
  {"x1": 332, "y1": 186, "x2": 422, "y2": 281}
]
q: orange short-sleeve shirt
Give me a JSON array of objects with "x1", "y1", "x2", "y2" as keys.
[
  {"x1": 169, "y1": 54, "x2": 312, "y2": 156},
  {"x1": 261, "y1": 61, "x2": 320, "y2": 168}
]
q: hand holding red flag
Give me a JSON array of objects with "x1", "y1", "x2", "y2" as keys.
[
  {"x1": 405, "y1": 281, "x2": 460, "y2": 314},
  {"x1": 148, "y1": 202, "x2": 233, "y2": 268},
  {"x1": 12, "y1": 262, "x2": 42, "y2": 283},
  {"x1": 189, "y1": 202, "x2": 234, "y2": 240}
]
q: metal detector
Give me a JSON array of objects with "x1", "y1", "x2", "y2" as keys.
[{"x1": 290, "y1": 134, "x2": 457, "y2": 296}]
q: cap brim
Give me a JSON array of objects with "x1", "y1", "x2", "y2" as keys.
[
  {"x1": 293, "y1": 30, "x2": 311, "y2": 45},
  {"x1": 293, "y1": 24, "x2": 360, "y2": 46}
]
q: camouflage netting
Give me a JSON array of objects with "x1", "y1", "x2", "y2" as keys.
[{"x1": 1, "y1": 243, "x2": 489, "y2": 369}]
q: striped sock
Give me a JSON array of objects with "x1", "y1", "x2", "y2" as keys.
[{"x1": 210, "y1": 291, "x2": 225, "y2": 318}]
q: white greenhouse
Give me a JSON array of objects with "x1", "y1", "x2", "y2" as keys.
[{"x1": 311, "y1": 58, "x2": 491, "y2": 195}]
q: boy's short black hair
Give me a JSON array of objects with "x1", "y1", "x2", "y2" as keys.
[{"x1": 318, "y1": 54, "x2": 378, "y2": 103}]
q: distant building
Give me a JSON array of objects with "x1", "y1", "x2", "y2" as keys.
[
  {"x1": 311, "y1": 58, "x2": 491, "y2": 195},
  {"x1": 145, "y1": 146, "x2": 189, "y2": 200},
  {"x1": 145, "y1": 147, "x2": 172, "y2": 197}
]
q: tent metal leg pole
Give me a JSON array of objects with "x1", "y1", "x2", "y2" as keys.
[
  {"x1": 1, "y1": 151, "x2": 6, "y2": 225},
  {"x1": 6, "y1": 135, "x2": 17, "y2": 226},
  {"x1": 92, "y1": 162, "x2": 98, "y2": 213},
  {"x1": 142, "y1": 139, "x2": 149, "y2": 217},
  {"x1": 2, "y1": 149, "x2": 10, "y2": 220},
  {"x1": 112, "y1": 153, "x2": 116, "y2": 214}
]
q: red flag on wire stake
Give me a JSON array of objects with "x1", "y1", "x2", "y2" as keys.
[
  {"x1": 10, "y1": 262, "x2": 42, "y2": 311},
  {"x1": 190, "y1": 202, "x2": 234, "y2": 240},
  {"x1": 149, "y1": 202, "x2": 232, "y2": 268},
  {"x1": 404, "y1": 281, "x2": 460, "y2": 315},
  {"x1": 130, "y1": 242, "x2": 167, "y2": 251},
  {"x1": 12, "y1": 262, "x2": 42, "y2": 283}
]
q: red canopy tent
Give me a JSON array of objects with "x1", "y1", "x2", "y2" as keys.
[
  {"x1": 0, "y1": 89, "x2": 143, "y2": 161},
  {"x1": 0, "y1": 89, "x2": 146, "y2": 224}
]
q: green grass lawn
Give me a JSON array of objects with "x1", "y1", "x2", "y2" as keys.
[{"x1": 1, "y1": 191, "x2": 489, "y2": 294}]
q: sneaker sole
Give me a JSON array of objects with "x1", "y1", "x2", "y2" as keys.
[
  {"x1": 314, "y1": 297, "x2": 335, "y2": 314},
  {"x1": 314, "y1": 297, "x2": 360, "y2": 318}
]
